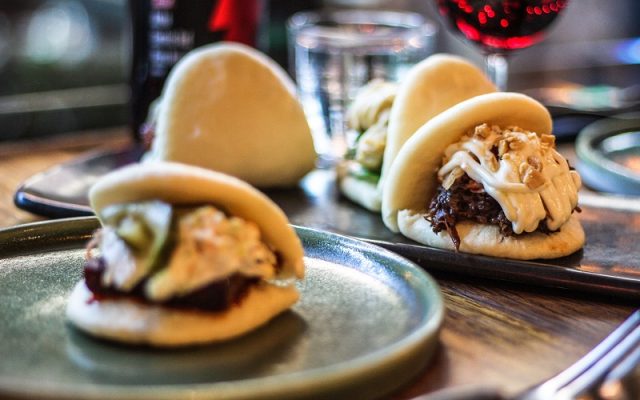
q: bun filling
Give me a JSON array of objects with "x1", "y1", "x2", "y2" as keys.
[
  {"x1": 84, "y1": 201, "x2": 282, "y2": 312},
  {"x1": 425, "y1": 123, "x2": 581, "y2": 249},
  {"x1": 344, "y1": 80, "x2": 397, "y2": 181},
  {"x1": 84, "y1": 257, "x2": 259, "y2": 312}
]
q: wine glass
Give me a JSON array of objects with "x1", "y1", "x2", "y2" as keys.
[{"x1": 434, "y1": 0, "x2": 570, "y2": 90}]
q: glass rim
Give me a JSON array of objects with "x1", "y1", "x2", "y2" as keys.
[{"x1": 287, "y1": 9, "x2": 437, "y2": 43}]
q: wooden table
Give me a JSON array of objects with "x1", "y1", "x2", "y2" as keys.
[{"x1": 0, "y1": 128, "x2": 636, "y2": 399}]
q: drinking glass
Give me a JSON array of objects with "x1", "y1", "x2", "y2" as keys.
[
  {"x1": 434, "y1": 0, "x2": 570, "y2": 90},
  {"x1": 288, "y1": 10, "x2": 436, "y2": 165}
]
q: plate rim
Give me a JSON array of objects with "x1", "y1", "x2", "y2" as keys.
[
  {"x1": 576, "y1": 115, "x2": 640, "y2": 194},
  {"x1": 0, "y1": 217, "x2": 445, "y2": 400}
]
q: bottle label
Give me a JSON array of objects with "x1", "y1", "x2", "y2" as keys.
[
  {"x1": 147, "y1": 0, "x2": 217, "y2": 78},
  {"x1": 130, "y1": 0, "x2": 260, "y2": 139}
]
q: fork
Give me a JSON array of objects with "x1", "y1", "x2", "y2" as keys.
[
  {"x1": 412, "y1": 309, "x2": 640, "y2": 400},
  {"x1": 517, "y1": 309, "x2": 640, "y2": 400}
]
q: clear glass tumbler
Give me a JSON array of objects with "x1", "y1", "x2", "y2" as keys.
[{"x1": 287, "y1": 10, "x2": 437, "y2": 166}]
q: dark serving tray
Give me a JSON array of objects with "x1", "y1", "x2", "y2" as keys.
[{"x1": 14, "y1": 146, "x2": 640, "y2": 300}]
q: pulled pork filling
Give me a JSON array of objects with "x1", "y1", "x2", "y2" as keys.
[
  {"x1": 140, "y1": 122, "x2": 155, "y2": 151},
  {"x1": 425, "y1": 123, "x2": 581, "y2": 250},
  {"x1": 425, "y1": 174, "x2": 556, "y2": 250}
]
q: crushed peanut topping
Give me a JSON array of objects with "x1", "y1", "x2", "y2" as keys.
[{"x1": 438, "y1": 123, "x2": 581, "y2": 234}]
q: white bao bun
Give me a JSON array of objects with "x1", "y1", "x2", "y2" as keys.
[
  {"x1": 382, "y1": 92, "x2": 584, "y2": 260},
  {"x1": 68, "y1": 161, "x2": 305, "y2": 346},
  {"x1": 147, "y1": 42, "x2": 316, "y2": 188}
]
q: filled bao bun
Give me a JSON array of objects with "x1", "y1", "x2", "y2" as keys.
[
  {"x1": 339, "y1": 54, "x2": 496, "y2": 212},
  {"x1": 67, "y1": 162, "x2": 305, "y2": 347},
  {"x1": 382, "y1": 93, "x2": 585, "y2": 260},
  {"x1": 381, "y1": 54, "x2": 497, "y2": 183},
  {"x1": 146, "y1": 42, "x2": 316, "y2": 188}
]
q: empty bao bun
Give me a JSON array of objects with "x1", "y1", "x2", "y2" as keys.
[
  {"x1": 67, "y1": 162, "x2": 305, "y2": 346},
  {"x1": 338, "y1": 54, "x2": 496, "y2": 212},
  {"x1": 146, "y1": 42, "x2": 316, "y2": 188},
  {"x1": 382, "y1": 92, "x2": 585, "y2": 260}
]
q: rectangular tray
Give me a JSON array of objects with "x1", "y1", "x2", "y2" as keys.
[{"x1": 14, "y1": 146, "x2": 640, "y2": 299}]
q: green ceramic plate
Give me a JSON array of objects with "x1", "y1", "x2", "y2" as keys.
[{"x1": 0, "y1": 217, "x2": 444, "y2": 400}]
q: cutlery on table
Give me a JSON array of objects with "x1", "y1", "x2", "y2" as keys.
[{"x1": 412, "y1": 309, "x2": 640, "y2": 400}]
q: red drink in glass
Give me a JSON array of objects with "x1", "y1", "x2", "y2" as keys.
[
  {"x1": 434, "y1": 0, "x2": 569, "y2": 89},
  {"x1": 435, "y1": 0, "x2": 569, "y2": 53}
]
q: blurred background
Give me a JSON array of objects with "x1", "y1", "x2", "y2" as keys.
[
  {"x1": 0, "y1": 0, "x2": 638, "y2": 141},
  {"x1": 0, "y1": 0, "x2": 128, "y2": 140}
]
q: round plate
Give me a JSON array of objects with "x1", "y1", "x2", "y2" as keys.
[
  {"x1": 0, "y1": 217, "x2": 444, "y2": 400},
  {"x1": 576, "y1": 114, "x2": 640, "y2": 195}
]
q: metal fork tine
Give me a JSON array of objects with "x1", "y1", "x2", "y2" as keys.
[
  {"x1": 605, "y1": 341, "x2": 640, "y2": 382},
  {"x1": 411, "y1": 312, "x2": 640, "y2": 400},
  {"x1": 528, "y1": 310, "x2": 640, "y2": 399},
  {"x1": 556, "y1": 313, "x2": 640, "y2": 398},
  {"x1": 597, "y1": 344, "x2": 640, "y2": 400}
]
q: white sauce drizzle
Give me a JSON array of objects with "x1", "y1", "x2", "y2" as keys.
[{"x1": 438, "y1": 125, "x2": 581, "y2": 234}]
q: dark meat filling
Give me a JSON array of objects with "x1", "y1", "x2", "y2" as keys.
[
  {"x1": 140, "y1": 122, "x2": 155, "y2": 151},
  {"x1": 425, "y1": 174, "x2": 557, "y2": 250},
  {"x1": 84, "y1": 257, "x2": 259, "y2": 312}
]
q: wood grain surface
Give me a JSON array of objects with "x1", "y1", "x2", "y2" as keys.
[{"x1": 0, "y1": 128, "x2": 637, "y2": 399}]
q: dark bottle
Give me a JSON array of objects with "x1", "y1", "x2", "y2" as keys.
[{"x1": 129, "y1": 0, "x2": 261, "y2": 141}]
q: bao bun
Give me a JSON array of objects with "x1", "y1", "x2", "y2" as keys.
[
  {"x1": 339, "y1": 54, "x2": 496, "y2": 212},
  {"x1": 66, "y1": 280, "x2": 299, "y2": 347},
  {"x1": 67, "y1": 162, "x2": 304, "y2": 346},
  {"x1": 146, "y1": 42, "x2": 316, "y2": 188},
  {"x1": 381, "y1": 54, "x2": 496, "y2": 184},
  {"x1": 382, "y1": 92, "x2": 585, "y2": 260},
  {"x1": 89, "y1": 162, "x2": 304, "y2": 278}
]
